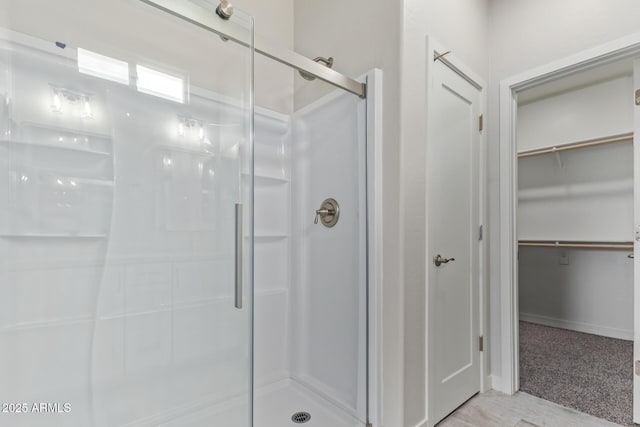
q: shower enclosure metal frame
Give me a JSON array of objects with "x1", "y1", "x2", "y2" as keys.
[{"x1": 140, "y1": 0, "x2": 367, "y2": 98}]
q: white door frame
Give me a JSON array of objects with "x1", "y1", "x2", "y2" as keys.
[
  {"x1": 426, "y1": 37, "x2": 489, "y2": 426},
  {"x1": 498, "y1": 32, "x2": 640, "y2": 395}
]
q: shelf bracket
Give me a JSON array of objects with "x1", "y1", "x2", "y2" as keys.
[{"x1": 552, "y1": 148, "x2": 563, "y2": 168}]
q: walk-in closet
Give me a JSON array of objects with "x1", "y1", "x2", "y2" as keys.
[{"x1": 517, "y1": 59, "x2": 636, "y2": 425}]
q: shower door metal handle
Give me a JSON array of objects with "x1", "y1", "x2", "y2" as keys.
[{"x1": 235, "y1": 203, "x2": 243, "y2": 309}]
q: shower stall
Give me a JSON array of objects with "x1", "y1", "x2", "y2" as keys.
[{"x1": 0, "y1": 0, "x2": 375, "y2": 426}]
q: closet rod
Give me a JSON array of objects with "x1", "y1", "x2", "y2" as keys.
[
  {"x1": 517, "y1": 133, "x2": 633, "y2": 158},
  {"x1": 518, "y1": 240, "x2": 633, "y2": 250}
]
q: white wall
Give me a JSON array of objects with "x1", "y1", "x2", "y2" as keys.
[
  {"x1": 519, "y1": 248, "x2": 633, "y2": 340},
  {"x1": 487, "y1": 0, "x2": 640, "y2": 386},
  {"x1": 234, "y1": 0, "x2": 294, "y2": 113},
  {"x1": 518, "y1": 145, "x2": 633, "y2": 242},
  {"x1": 517, "y1": 76, "x2": 633, "y2": 152}
]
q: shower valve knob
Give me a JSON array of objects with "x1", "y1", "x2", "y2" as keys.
[
  {"x1": 314, "y1": 208, "x2": 331, "y2": 224},
  {"x1": 314, "y1": 198, "x2": 340, "y2": 227},
  {"x1": 433, "y1": 254, "x2": 455, "y2": 267}
]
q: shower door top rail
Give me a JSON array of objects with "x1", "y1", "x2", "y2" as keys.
[{"x1": 139, "y1": 0, "x2": 367, "y2": 98}]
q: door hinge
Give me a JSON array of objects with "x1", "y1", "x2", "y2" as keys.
[
  {"x1": 478, "y1": 225, "x2": 483, "y2": 241},
  {"x1": 479, "y1": 336, "x2": 484, "y2": 352},
  {"x1": 479, "y1": 114, "x2": 484, "y2": 131},
  {"x1": 636, "y1": 360, "x2": 640, "y2": 376},
  {"x1": 636, "y1": 89, "x2": 640, "y2": 106}
]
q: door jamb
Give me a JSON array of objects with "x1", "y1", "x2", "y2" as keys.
[
  {"x1": 498, "y1": 32, "x2": 640, "y2": 396},
  {"x1": 425, "y1": 36, "x2": 488, "y2": 426}
]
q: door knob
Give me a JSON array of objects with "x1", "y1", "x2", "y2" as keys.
[{"x1": 433, "y1": 254, "x2": 455, "y2": 267}]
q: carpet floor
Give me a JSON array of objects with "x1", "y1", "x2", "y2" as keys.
[{"x1": 519, "y1": 321, "x2": 633, "y2": 426}]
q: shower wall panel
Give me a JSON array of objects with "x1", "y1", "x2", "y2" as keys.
[{"x1": 290, "y1": 88, "x2": 368, "y2": 421}]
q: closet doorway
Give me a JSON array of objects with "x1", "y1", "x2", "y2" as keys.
[{"x1": 499, "y1": 35, "x2": 640, "y2": 426}]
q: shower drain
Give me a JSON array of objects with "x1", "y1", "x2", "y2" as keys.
[{"x1": 291, "y1": 411, "x2": 311, "y2": 423}]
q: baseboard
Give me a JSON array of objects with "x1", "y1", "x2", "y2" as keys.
[
  {"x1": 489, "y1": 374, "x2": 511, "y2": 394},
  {"x1": 412, "y1": 418, "x2": 428, "y2": 427},
  {"x1": 482, "y1": 374, "x2": 493, "y2": 392},
  {"x1": 520, "y1": 312, "x2": 633, "y2": 341}
]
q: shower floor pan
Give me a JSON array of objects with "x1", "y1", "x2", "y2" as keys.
[
  {"x1": 255, "y1": 379, "x2": 363, "y2": 427},
  {"x1": 155, "y1": 379, "x2": 363, "y2": 427}
]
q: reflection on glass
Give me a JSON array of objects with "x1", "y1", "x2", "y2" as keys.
[
  {"x1": 177, "y1": 115, "x2": 205, "y2": 141},
  {"x1": 77, "y1": 49, "x2": 130, "y2": 85},
  {"x1": 49, "y1": 86, "x2": 94, "y2": 119},
  {"x1": 136, "y1": 64, "x2": 185, "y2": 104}
]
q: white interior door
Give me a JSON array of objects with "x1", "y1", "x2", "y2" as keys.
[
  {"x1": 633, "y1": 58, "x2": 640, "y2": 424},
  {"x1": 427, "y1": 56, "x2": 482, "y2": 425}
]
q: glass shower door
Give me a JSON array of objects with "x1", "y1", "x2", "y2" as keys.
[{"x1": 0, "y1": 1, "x2": 254, "y2": 426}]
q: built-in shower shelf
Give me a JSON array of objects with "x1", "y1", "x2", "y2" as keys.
[
  {"x1": 154, "y1": 144, "x2": 216, "y2": 157},
  {"x1": 0, "y1": 233, "x2": 107, "y2": 239},
  {"x1": 20, "y1": 122, "x2": 112, "y2": 139},
  {"x1": 256, "y1": 175, "x2": 289, "y2": 184},
  {"x1": 3, "y1": 315, "x2": 94, "y2": 331},
  {"x1": 0, "y1": 139, "x2": 111, "y2": 156},
  {"x1": 17, "y1": 175, "x2": 115, "y2": 188},
  {"x1": 243, "y1": 172, "x2": 289, "y2": 184},
  {"x1": 253, "y1": 234, "x2": 288, "y2": 241},
  {"x1": 68, "y1": 177, "x2": 114, "y2": 187}
]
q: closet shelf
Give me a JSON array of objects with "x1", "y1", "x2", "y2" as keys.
[
  {"x1": 518, "y1": 240, "x2": 633, "y2": 250},
  {"x1": 517, "y1": 132, "x2": 633, "y2": 158}
]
